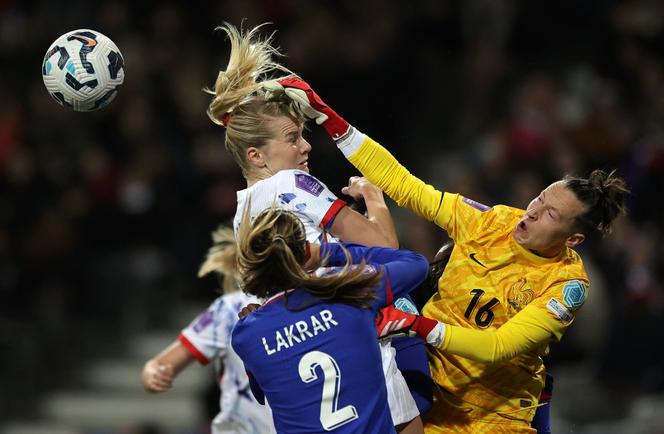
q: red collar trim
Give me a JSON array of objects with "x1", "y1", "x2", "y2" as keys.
[{"x1": 263, "y1": 289, "x2": 293, "y2": 306}]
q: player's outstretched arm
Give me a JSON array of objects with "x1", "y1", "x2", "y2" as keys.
[
  {"x1": 270, "y1": 77, "x2": 448, "y2": 228},
  {"x1": 322, "y1": 243, "x2": 428, "y2": 304},
  {"x1": 379, "y1": 305, "x2": 562, "y2": 363},
  {"x1": 142, "y1": 340, "x2": 195, "y2": 393}
]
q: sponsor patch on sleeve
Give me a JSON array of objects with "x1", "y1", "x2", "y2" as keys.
[
  {"x1": 192, "y1": 310, "x2": 214, "y2": 333},
  {"x1": 295, "y1": 173, "x2": 325, "y2": 197},
  {"x1": 546, "y1": 298, "x2": 573, "y2": 323},
  {"x1": 462, "y1": 197, "x2": 491, "y2": 212},
  {"x1": 562, "y1": 280, "x2": 587, "y2": 310}
]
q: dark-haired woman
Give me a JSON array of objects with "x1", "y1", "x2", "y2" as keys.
[{"x1": 269, "y1": 78, "x2": 629, "y2": 433}]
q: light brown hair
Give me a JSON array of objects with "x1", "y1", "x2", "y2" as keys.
[{"x1": 236, "y1": 203, "x2": 380, "y2": 308}]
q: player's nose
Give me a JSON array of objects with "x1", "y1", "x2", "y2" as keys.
[{"x1": 300, "y1": 138, "x2": 312, "y2": 154}]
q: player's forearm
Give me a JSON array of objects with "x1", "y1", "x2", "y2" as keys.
[
  {"x1": 439, "y1": 325, "x2": 534, "y2": 363},
  {"x1": 362, "y1": 188, "x2": 398, "y2": 248},
  {"x1": 426, "y1": 306, "x2": 555, "y2": 363},
  {"x1": 337, "y1": 129, "x2": 445, "y2": 226},
  {"x1": 322, "y1": 243, "x2": 428, "y2": 283}
]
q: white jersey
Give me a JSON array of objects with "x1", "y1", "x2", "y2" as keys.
[
  {"x1": 234, "y1": 169, "x2": 346, "y2": 243},
  {"x1": 233, "y1": 169, "x2": 419, "y2": 425},
  {"x1": 179, "y1": 292, "x2": 275, "y2": 434}
]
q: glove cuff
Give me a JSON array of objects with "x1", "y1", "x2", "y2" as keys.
[
  {"x1": 425, "y1": 322, "x2": 446, "y2": 348},
  {"x1": 336, "y1": 127, "x2": 365, "y2": 158},
  {"x1": 323, "y1": 112, "x2": 350, "y2": 140}
]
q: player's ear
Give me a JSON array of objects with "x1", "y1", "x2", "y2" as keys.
[
  {"x1": 565, "y1": 232, "x2": 585, "y2": 248},
  {"x1": 246, "y1": 146, "x2": 265, "y2": 168}
]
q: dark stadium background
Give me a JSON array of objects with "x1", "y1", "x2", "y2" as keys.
[{"x1": 1, "y1": 1, "x2": 663, "y2": 433}]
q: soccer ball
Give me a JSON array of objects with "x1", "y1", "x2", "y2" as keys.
[{"x1": 42, "y1": 29, "x2": 125, "y2": 111}]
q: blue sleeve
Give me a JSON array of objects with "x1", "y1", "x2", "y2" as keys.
[
  {"x1": 322, "y1": 243, "x2": 427, "y2": 271},
  {"x1": 380, "y1": 252, "x2": 428, "y2": 303},
  {"x1": 247, "y1": 370, "x2": 265, "y2": 405},
  {"x1": 320, "y1": 243, "x2": 428, "y2": 309}
]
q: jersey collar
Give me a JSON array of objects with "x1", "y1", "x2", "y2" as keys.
[
  {"x1": 511, "y1": 236, "x2": 566, "y2": 264},
  {"x1": 263, "y1": 289, "x2": 294, "y2": 306}
]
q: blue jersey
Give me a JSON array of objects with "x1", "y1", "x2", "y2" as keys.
[{"x1": 232, "y1": 244, "x2": 428, "y2": 434}]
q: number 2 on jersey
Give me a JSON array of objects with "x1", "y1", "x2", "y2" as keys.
[{"x1": 298, "y1": 350, "x2": 359, "y2": 431}]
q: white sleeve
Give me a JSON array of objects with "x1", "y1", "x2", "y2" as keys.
[
  {"x1": 275, "y1": 170, "x2": 346, "y2": 230},
  {"x1": 179, "y1": 297, "x2": 236, "y2": 365}
]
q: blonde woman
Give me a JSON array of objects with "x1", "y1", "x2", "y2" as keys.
[
  {"x1": 206, "y1": 23, "x2": 430, "y2": 433},
  {"x1": 231, "y1": 206, "x2": 429, "y2": 433},
  {"x1": 142, "y1": 226, "x2": 275, "y2": 434}
]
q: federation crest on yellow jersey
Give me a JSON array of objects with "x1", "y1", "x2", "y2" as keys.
[{"x1": 507, "y1": 277, "x2": 535, "y2": 313}]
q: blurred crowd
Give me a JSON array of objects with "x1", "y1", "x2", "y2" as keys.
[{"x1": 1, "y1": 0, "x2": 663, "y2": 421}]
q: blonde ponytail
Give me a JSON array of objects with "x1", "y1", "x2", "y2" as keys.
[
  {"x1": 206, "y1": 23, "x2": 292, "y2": 124},
  {"x1": 205, "y1": 23, "x2": 304, "y2": 179},
  {"x1": 198, "y1": 225, "x2": 241, "y2": 294}
]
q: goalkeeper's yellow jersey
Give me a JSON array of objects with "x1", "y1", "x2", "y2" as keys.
[{"x1": 344, "y1": 131, "x2": 589, "y2": 419}]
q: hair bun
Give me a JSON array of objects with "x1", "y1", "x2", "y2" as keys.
[{"x1": 588, "y1": 170, "x2": 608, "y2": 195}]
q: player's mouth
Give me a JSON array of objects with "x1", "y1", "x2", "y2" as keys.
[
  {"x1": 299, "y1": 160, "x2": 308, "y2": 169},
  {"x1": 517, "y1": 220, "x2": 527, "y2": 233}
]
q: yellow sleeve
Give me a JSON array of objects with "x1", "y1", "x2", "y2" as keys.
[
  {"x1": 438, "y1": 304, "x2": 565, "y2": 363},
  {"x1": 347, "y1": 135, "x2": 447, "y2": 228}
]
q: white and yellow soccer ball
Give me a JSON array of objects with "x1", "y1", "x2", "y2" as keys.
[{"x1": 42, "y1": 29, "x2": 125, "y2": 111}]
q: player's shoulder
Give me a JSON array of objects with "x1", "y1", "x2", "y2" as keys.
[
  {"x1": 454, "y1": 194, "x2": 518, "y2": 219},
  {"x1": 457, "y1": 198, "x2": 521, "y2": 235},
  {"x1": 270, "y1": 168, "x2": 321, "y2": 183},
  {"x1": 563, "y1": 246, "x2": 586, "y2": 266},
  {"x1": 549, "y1": 247, "x2": 589, "y2": 284},
  {"x1": 281, "y1": 169, "x2": 329, "y2": 196},
  {"x1": 230, "y1": 311, "x2": 254, "y2": 343},
  {"x1": 255, "y1": 170, "x2": 326, "y2": 196},
  {"x1": 541, "y1": 251, "x2": 590, "y2": 309},
  {"x1": 221, "y1": 290, "x2": 258, "y2": 303}
]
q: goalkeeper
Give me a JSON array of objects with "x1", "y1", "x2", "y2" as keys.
[{"x1": 265, "y1": 77, "x2": 629, "y2": 433}]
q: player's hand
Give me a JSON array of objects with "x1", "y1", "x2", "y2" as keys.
[
  {"x1": 238, "y1": 303, "x2": 261, "y2": 319},
  {"x1": 142, "y1": 360, "x2": 175, "y2": 393},
  {"x1": 342, "y1": 176, "x2": 382, "y2": 202},
  {"x1": 262, "y1": 77, "x2": 350, "y2": 140},
  {"x1": 375, "y1": 305, "x2": 442, "y2": 344}
]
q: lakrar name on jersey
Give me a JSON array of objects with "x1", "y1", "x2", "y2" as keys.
[{"x1": 261, "y1": 309, "x2": 339, "y2": 356}]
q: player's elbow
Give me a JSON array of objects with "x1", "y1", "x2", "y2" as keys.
[
  {"x1": 411, "y1": 252, "x2": 430, "y2": 281},
  {"x1": 384, "y1": 237, "x2": 399, "y2": 249},
  {"x1": 487, "y1": 350, "x2": 518, "y2": 364},
  {"x1": 372, "y1": 233, "x2": 398, "y2": 249},
  {"x1": 488, "y1": 337, "x2": 525, "y2": 363}
]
